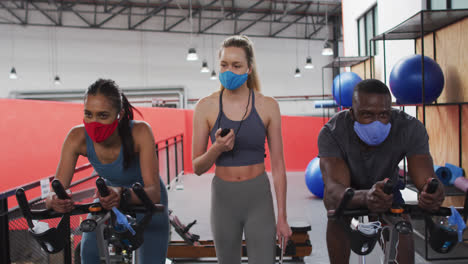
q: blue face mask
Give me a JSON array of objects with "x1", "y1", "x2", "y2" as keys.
[
  {"x1": 353, "y1": 120, "x2": 392, "y2": 146},
  {"x1": 219, "y1": 70, "x2": 248, "y2": 90}
]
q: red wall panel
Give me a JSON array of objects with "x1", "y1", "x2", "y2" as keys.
[
  {"x1": 0, "y1": 99, "x2": 187, "y2": 194},
  {"x1": 280, "y1": 115, "x2": 323, "y2": 171},
  {"x1": 138, "y1": 107, "x2": 186, "y2": 145},
  {"x1": 0, "y1": 99, "x2": 86, "y2": 192},
  {"x1": 183, "y1": 110, "x2": 196, "y2": 174},
  {"x1": 0, "y1": 99, "x2": 325, "y2": 198}
]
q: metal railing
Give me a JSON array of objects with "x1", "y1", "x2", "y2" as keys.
[
  {"x1": 0, "y1": 133, "x2": 184, "y2": 264},
  {"x1": 156, "y1": 133, "x2": 184, "y2": 189}
]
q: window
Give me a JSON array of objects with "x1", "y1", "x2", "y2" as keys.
[
  {"x1": 428, "y1": 0, "x2": 468, "y2": 9},
  {"x1": 451, "y1": 0, "x2": 468, "y2": 8},
  {"x1": 358, "y1": 19, "x2": 365, "y2": 56},
  {"x1": 430, "y1": 0, "x2": 447, "y2": 9},
  {"x1": 357, "y1": 5, "x2": 378, "y2": 56},
  {"x1": 365, "y1": 11, "x2": 374, "y2": 55}
]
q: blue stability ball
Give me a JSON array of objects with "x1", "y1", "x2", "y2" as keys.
[
  {"x1": 389, "y1": 54, "x2": 445, "y2": 104},
  {"x1": 332, "y1": 72, "x2": 363, "y2": 107},
  {"x1": 305, "y1": 157, "x2": 324, "y2": 198}
]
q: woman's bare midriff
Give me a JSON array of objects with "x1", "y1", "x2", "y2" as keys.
[{"x1": 215, "y1": 163, "x2": 265, "y2": 181}]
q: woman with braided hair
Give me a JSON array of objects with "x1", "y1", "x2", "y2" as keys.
[{"x1": 45, "y1": 79, "x2": 169, "y2": 263}]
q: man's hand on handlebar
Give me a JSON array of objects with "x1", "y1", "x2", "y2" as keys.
[
  {"x1": 418, "y1": 179, "x2": 445, "y2": 212},
  {"x1": 366, "y1": 180, "x2": 393, "y2": 213},
  {"x1": 98, "y1": 186, "x2": 122, "y2": 210},
  {"x1": 47, "y1": 193, "x2": 75, "y2": 213}
]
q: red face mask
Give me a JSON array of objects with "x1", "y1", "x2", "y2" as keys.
[{"x1": 83, "y1": 119, "x2": 119, "y2": 143}]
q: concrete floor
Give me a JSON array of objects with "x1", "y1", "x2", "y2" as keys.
[
  {"x1": 166, "y1": 172, "x2": 322, "y2": 263},
  {"x1": 166, "y1": 172, "x2": 468, "y2": 264}
]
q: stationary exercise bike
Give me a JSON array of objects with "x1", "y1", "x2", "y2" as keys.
[
  {"x1": 15, "y1": 178, "x2": 165, "y2": 264},
  {"x1": 328, "y1": 178, "x2": 467, "y2": 264}
]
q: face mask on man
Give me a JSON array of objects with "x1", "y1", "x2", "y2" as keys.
[
  {"x1": 353, "y1": 120, "x2": 391, "y2": 146},
  {"x1": 83, "y1": 117, "x2": 119, "y2": 143},
  {"x1": 219, "y1": 69, "x2": 249, "y2": 90}
]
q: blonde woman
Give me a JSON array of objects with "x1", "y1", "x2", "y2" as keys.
[{"x1": 192, "y1": 35, "x2": 291, "y2": 264}]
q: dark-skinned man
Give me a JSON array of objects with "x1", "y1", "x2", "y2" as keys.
[{"x1": 318, "y1": 79, "x2": 445, "y2": 264}]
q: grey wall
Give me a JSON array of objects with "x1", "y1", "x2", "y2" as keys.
[{"x1": 1, "y1": 24, "x2": 340, "y2": 115}]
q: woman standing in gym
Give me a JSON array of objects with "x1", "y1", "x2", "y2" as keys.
[
  {"x1": 45, "y1": 79, "x2": 169, "y2": 264},
  {"x1": 192, "y1": 35, "x2": 291, "y2": 264}
]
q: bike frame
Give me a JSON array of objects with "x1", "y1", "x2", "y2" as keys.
[
  {"x1": 15, "y1": 179, "x2": 164, "y2": 264},
  {"x1": 330, "y1": 183, "x2": 465, "y2": 264}
]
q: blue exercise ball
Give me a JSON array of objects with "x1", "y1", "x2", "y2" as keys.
[
  {"x1": 389, "y1": 54, "x2": 445, "y2": 104},
  {"x1": 305, "y1": 157, "x2": 324, "y2": 198},
  {"x1": 332, "y1": 72, "x2": 362, "y2": 107}
]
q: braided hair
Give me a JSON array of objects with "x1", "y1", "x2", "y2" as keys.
[{"x1": 85, "y1": 79, "x2": 141, "y2": 169}]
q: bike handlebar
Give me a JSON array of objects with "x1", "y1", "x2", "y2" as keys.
[
  {"x1": 15, "y1": 188, "x2": 35, "y2": 229},
  {"x1": 426, "y1": 178, "x2": 439, "y2": 194},
  {"x1": 328, "y1": 178, "x2": 454, "y2": 219},
  {"x1": 16, "y1": 179, "x2": 165, "y2": 222},
  {"x1": 15, "y1": 178, "x2": 166, "y2": 256},
  {"x1": 383, "y1": 178, "x2": 393, "y2": 195},
  {"x1": 96, "y1": 177, "x2": 110, "y2": 197},
  {"x1": 331, "y1": 188, "x2": 355, "y2": 219},
  {"x1": 51, "y1": 179, "x2": 70, "y2": 199}
]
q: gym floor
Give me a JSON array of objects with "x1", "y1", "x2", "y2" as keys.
[{"x1": 167, "y1": 172, "x2": 466, "y2": 264}]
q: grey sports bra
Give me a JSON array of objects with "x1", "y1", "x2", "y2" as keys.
[{"x1": 209, "y1": 89, "x2": 266, "y2": 166}]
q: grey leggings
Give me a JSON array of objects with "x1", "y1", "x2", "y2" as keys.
[{"x1": 211, "y1": 172, "x2": 276, "y2": 264}]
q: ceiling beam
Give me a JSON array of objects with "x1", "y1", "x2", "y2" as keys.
[
  {"x1": 29, "y1": 1, "x2": 58, "y2": 25},
  {"x1": 130, "y1": 0, "x2": 173, "y2": 29},
  {"x1": 0, "y1": 1, "x2": 25, "y2": 24},
  {"x1": 97, "y1": 6, "x2": 127, "y2": 27},
  {"x1": 271, "y1": 14, "x2": 305, "y2": 37},
  {"x1": 235, "y1": 13, "x2": 269, "y2": 35},
  {"x1": 307, "y1": 4, "x2": 341, "y2": 39},
  {"x1": 200, "y1": 0, "x2": 270, "y2": 33},
  {"x1": 165, "y1": 0, "x2": 218, "y2": 31},
  {"x1": 67, "y1": 4, "x2": 92, "y2": 26}
]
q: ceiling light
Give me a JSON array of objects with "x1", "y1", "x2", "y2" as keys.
[
  {"x1": 294, "y1": 68, "x2": 301, "y2": 78},
  {"x1": 186, "y1": 47, "x2": 198, "y2": 61},
  {"x1": 201, "y1": 60, "x2": 210, "y2": 73},
  {"x1": 322, "y1": 41, "x2": 334, "y2": 56},
  {"x1": 304, "y1": 56, "x2": 314, "y2": 69},
  {"x1": 210, "y1": 70, "x2": 217, "y2": 80},
  {"x1": 9, "y1": 67, "x2": 17, "y2": 79},
  {"x1": 54, "y1": 75, "x2": 61, "y2": 85}
]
